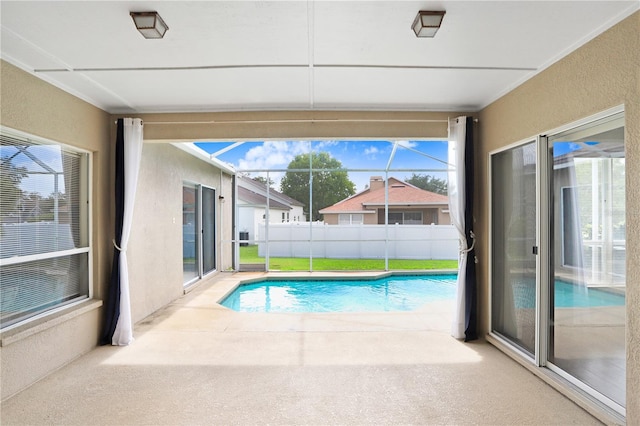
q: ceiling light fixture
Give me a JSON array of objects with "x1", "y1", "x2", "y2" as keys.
[
  {"x1": 130, "y1": 11, "x2": 169, "y2": 39},
  {"x1": 412, "y1": 11, "x2": 445, "y2": 38}
]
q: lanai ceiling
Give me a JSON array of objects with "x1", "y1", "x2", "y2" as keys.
[{"x1": 1, "y1": 1, "x2": 638, "y2": 115}]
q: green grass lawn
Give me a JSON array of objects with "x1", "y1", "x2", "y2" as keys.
[{"x1": 239, "y1": 245, "x2": 458, "y2": 271}]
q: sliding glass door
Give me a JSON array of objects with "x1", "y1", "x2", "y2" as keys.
[
  {"x1": 490, "y1": 110, "x2": 625, "y2": 414},
  {"x1": 183, "y1": 184, "x2": 216, "y2": 285},
  {"x1": 183, "y1": 184, "x2": 199, "y2": 284},
  {"x1": 491, "y1": 141, "x2": 538, "y2": 355},
  {"x1": 548, "y1": 115, "x2": 625, "y2": 409},
  {"x1": 202, "y1": 186, "x2": 216, "y2": 275}
]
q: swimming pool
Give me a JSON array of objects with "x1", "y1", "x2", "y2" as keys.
[
  {"x1": 220, "y1": 274, "x2": 457, "y2": 313},
  {"x1": 220, "y1": 274, "x2": 626, "y2": 313}
]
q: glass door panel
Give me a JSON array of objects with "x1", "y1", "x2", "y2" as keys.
[
  {"x1": 182, "y1": 184, "x2": 199, "y2": 284},
  {"x1": 491, "y1": 141, "x2": 537, "y2": 355},
  {"x1": 548, "y1": 117, "x2": 625, "y2": 408},
  {"x1": 202, "y1": 187, "x2": 216, "y2": 275}
]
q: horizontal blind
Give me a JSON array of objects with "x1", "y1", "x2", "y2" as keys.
[
  {"x1": 0, "y1": 253, "x2": 89, "y2": 327},
  {"x1": 1, "y1": 131, "x2": 90, "y2": 328}
]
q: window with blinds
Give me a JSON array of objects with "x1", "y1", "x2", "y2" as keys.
[
  {"x1": 1, "y1": 129, "x2": 90, "y2": 329},
  {"x1": 338, "y1": 213, "x2": 364, "y2": 225},
  {"x1": 387, "y1": 211, "x2": 423, "y2": 225}
]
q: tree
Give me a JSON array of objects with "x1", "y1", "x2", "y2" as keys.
[
  {"x1": 1, "y1": 157, "x2": 28, "y2": 218},
  {"x1": 405, "y1": 173, "x2": 448, "y2": 195},
  {"x1": 280, "y1": 152, "x2": 355, "y2": 221}
]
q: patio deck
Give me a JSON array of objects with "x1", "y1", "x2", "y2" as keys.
[{"x1": 0, "y1": 272, "x2": 601, "y2": 425}]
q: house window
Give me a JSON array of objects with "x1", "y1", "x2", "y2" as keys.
[
  {"x1": 404, "y1": 212, "x2": 423, "y2": 224},
  {"x1": 339, "y1": 213, "x2": 363, "y2": 224},
  {"x1": 1, "y1": 129, "x2": 90, "y2": 329},
  {"x1": 387, "y1": 211, "x2": 422, "y2": 224}
]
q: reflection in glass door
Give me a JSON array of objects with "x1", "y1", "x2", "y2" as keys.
[
  {"x1": 183, "y1": 184, "x2": 217, "y2": 285},
  {"x1": 202, "y1": 186, "x2": 216, "y2": 275},
  {"x1": 491, "y1": 141, "x2": 538, "y2": 355},
  {"x1": 548, "y1": 115, "x2": 626, "y2": 409},
  {"x1": 183, "y1": 184, "x2": 199, "y2": 284}
]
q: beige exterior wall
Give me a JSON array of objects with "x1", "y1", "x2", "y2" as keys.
[
  {"x1": 478, "y1": 11, "x2": 640, "y2": 423},
  {"x1": 323, "y1": 214, "x2": 338, "y2": 225},
  {"x1": 0, "y1": 60, "x2": 111, "y2": 400},
  {"x1": 127, "y1": 144, "x2": 233, "y2": 324},
  {"x1": 436, "y1": 208, "x2": 450, "y2": 226},
  {"x1": 0, "y1": 62, "x2": 236, "y2": 400},
  {"x1": 363, "y1": 213, "x2": 377, "y2": 225}
]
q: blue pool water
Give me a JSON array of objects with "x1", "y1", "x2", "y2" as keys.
[
  {"x1": 512, "y1": 278, "x2": 625, "y2": 309},
  {"x1": 220, "y1": 274, "x2": 457, "y2": 313},
  {"x1": 554, "y1": 280, "x2": 625, "y2": 308},
  {"x1": 221, "y1": 275, "x2": 625, "y2": 313}
]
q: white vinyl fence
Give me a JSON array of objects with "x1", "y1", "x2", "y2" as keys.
[
  {"x1": 1, "y1": 222, "x2": 76, "y2": 257},
  {"x1": 257, "y1": 223, "x2": 459, "y2": 260}
]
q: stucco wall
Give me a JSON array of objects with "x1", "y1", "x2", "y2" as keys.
[
  {"x1": 478, "y1": 11, "x2": 640, "y2": 423},
  {"x1": 127, "y1": 144, "x2": 233, "y2": 323},
  {"x1": 0, "y1": 60, "x2": 111, "y2": 399}
]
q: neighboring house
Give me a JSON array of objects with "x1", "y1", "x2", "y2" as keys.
[
  {"x1": 319, "y1": 176, "x2": 450, "y2": 225},
  {"x1": 237, "y1": 176, "x2": 306, "y2": 242}
]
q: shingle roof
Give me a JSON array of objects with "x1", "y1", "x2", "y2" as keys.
[
  {"x1": 237, "y1": 176, "x2": 305, "y2": 208},
  {"x1": 319, "y1": 177, "x2": 448, "y2": 214},
  {"x1": 238, "y1": 186, "x2": 290, "y2": 210},
  {"x1": 275, "y1": 191, "x2": 305, "y2": 207}
]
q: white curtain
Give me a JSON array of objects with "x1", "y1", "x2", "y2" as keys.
[
  {"x1": 448, "y1": 117, "x2": 468, "y2": 339},
  {"x1": 112, "y1": 118, "x2": 144, "y2": 346}
]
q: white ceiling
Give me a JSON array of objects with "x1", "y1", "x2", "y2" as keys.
[{"x1": 2, "y1": 1, "x2": 638, "y2": 114}]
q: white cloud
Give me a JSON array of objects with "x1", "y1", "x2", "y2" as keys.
[
  {"x1": 237, "y1": 141, "x2": 307, "y2": 171},
  {"x1": 237, "y1": 141, "x2": 309, "y2": 189},
  {"x1": 313, "y1": 140, "x2": 339, "y2": 151},
  {"x1": 397, "y1": 140, "x2": 418, "y2": 149},
  {"x1": 364, "y1": 146, "x2": 380, "y2": 157}
]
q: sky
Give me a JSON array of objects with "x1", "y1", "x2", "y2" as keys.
[
  {"x1": 1, "y1": 143, "x2": 67, "y2": 196},
  {"x1": 195, "y1": 140, "x2": 451, "y2": 192},
  {"x1": 2, "y1": 138, "x2": 606, "y2": 199}
]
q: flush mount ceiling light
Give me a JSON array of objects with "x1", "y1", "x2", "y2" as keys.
[
  {"x1": 130, "y1": 11, "x2": 169, "y2": 39},
  {"x1": 412, "y1": 11, "x2": 446, "y2": 38}
]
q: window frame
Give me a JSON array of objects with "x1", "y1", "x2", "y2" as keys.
[
  {"x1": 338, "y1": 213, "x2": 364, "y2": 225},
  {"x1": 0, "y1": 126, "x2": 93, "y2": 330},
  {"x1": 387, "y1": 211, "x2": 423, "y2": 225}
]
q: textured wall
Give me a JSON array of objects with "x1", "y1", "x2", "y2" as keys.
[
  {"x1": 127, "y1": 144, "x2": 233, "y2": 323},
  {"x1": 0, "y1": 60, "x2": 111, "y2": 399},
  {"x1": 478, "y1": 12, "x2": 640, "y2": 423}
]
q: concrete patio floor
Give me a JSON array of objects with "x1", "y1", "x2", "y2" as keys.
[{"x1": 1, "y1": 272, "x2": 601, "y2": 425}]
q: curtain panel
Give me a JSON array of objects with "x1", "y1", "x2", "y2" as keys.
[
  {"x1": 448, "y1": 116, "x2": 478, "y2": 341},
  {"x1": 100, "y1": 118, "x2": 143, "y2": 346}
]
